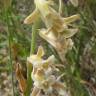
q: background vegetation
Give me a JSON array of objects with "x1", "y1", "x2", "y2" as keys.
[{"x1": 0, "y1": 0, "x2": 96, "y2": 96}]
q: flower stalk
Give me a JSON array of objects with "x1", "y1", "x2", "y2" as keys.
[{"x1": 25, "y1": 18, "x2": 41, "y2": 96}]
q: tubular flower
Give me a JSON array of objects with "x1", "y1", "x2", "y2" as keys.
[
  {"x1": 27, "y1": 46, "x2": 70, "y2": 96},
  {"x1": 24, "y1": 0, "x2": 80, "y2": 62},
  {"x1": 27, "y1": 46, "x2": 55, "y2": 87},
  {"x1": 27, "y1": 46, "x2": 55, "y2": 69},
  {"x1": 24, "y1": 0, "x2": 80, "y2": 33},
  {"x1": 39, "y1": 28, "x2": 75, "y2": 62}
]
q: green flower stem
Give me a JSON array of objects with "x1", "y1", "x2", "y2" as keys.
[
  {"x1": 25, "y1": 18, "x2": 40, "y2": 96},
  {"x1": 30, "y1": 19, "x2": 40, "y2": 54},
  {"x1": 59, "y1": 0, "x2": 62, "y2": 15}
]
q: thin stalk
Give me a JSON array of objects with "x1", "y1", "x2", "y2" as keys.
[
  {"x1": 30, "y1": 19, "x2": 40, "y2": 54},
  {"x1": 59, "y1": 0, "x2": 62, "y2": 15},
  {"x1": 6, "y1": 10, "x2": 15, "y2": 96},
  {"x1": 25, "y1": 19, "x2": 40, "y2": 96}
]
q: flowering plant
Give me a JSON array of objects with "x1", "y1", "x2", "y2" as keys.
[{"x1": 16, "y1": 0, "x2": 80, "y2": 96}]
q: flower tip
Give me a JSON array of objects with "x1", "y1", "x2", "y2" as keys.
[
  {"x1": 23, "y1": 18, "x2": 29, "y2": 24},
  {"x1": 37, "y1": 46, "x2": 45, "y2": 57}
]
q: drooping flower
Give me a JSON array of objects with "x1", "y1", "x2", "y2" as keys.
[
  {"x1": 27, "y1": 46, "x2": 55, "y2": 87},
  {"x1": 24, "y1": 0, "x2": 54, "y2": 24},
  {"x1": 24, "y1": 0, "x2": 80, "y2": 62},
  {"x1": 27, "y1": 46, "x2": 55, "y2": 69},
  {"x1": 27, "y1": 46, "x2": 70, "y2": 96},
  {"x1": 24, "y1": 0, "x2": 80, "y2": 33},
  {"x1": 39, "y1": 28, "x2": 76, "y2": 62}
]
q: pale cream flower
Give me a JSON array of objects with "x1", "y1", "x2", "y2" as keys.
[
  {"x1": 39, "y1": 28, "x2": 76, "y2": 62},
  {"x1": 24, "y1": 0, "x2": 80, "y2": 33},
  {"x1": 27, "y1": 46, "x2": 55, "y2": 88},
  {"x1": 27, "y1": 46, "x2": 69, "y2": 96},
  {"x1": 24, "y1": 0, "x2": 54, "y2": 24},
  {"x1": 27, "y1": 46, "x2": 45, "y2": 68},
  {"x1": 24, "y1": 0, "x2": 79, "y2": 62},
  {"x1": 27, "y1": 46, "x2": 55, "y2": 71},
  {"x1": 27, "y1": 46, "x2": 55, "y2": 68}
]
